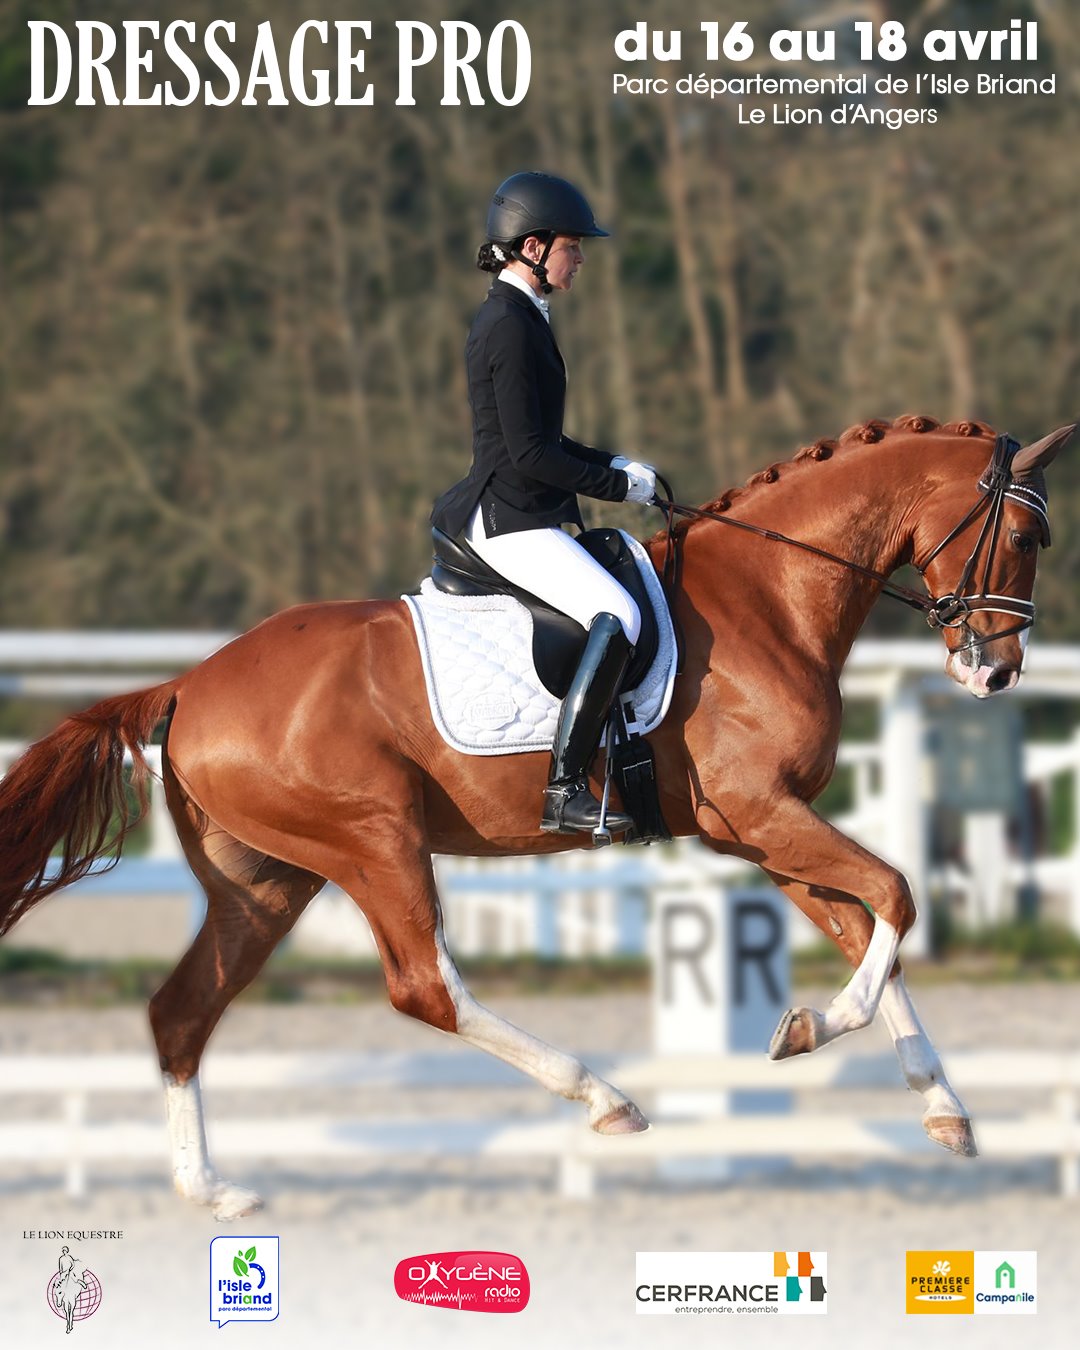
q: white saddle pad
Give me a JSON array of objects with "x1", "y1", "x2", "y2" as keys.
[{"x1": 403, "y1": 531, "x2": 678, "y2": 756}]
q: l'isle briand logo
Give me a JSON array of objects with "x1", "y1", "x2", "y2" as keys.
[
  {"x1": 47, "y1": 1245, "x2": 102, "y2": 1333},
  {"x1": 636, "y1": 1252, "x2": 827, "y2": 1315},
  {"x1": 210, "y1": 1237, "x2": 280, "y2": 1327},
  {"x1": 906, "y1": 1251, "x2": 1036, "y2": 1315}
]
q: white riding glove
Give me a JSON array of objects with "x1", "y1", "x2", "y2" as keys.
[
  {"x1": 621, "y1": 463, "x2": 657, "y2": 505},
  {"x1": 611, "y1": 456, "x2": 657, "y2": 476}
]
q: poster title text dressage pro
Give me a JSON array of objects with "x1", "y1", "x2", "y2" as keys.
[{"x1": 26, "y1": 19, "x2": 531, "y2": 107}]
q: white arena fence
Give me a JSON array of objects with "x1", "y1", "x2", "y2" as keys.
[{"x1": 1, "y1": 1047, "x2": 1078, "y2": 1200}]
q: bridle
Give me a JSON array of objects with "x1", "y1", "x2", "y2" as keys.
[{"x1": 654, "y1": 434, "x2": 1050, "y2": 658}]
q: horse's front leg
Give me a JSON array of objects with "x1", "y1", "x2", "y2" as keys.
[
  {"x1": 699, "y1": 795, "x2": 913, "y2": 1055},
  {"x1": 763, "y1": 869, "x2": 976, "y2": 1157}
]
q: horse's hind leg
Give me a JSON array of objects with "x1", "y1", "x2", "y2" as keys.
[
  {"x1": 150, "y1": 768, "x2": 324, "y2": 1219},
  {"x1": 429, "y1": 911, "x2": 648, "y2": 1134},
  {"x1": 764, "y1": 869, "x2": 976, "y2": 1157},
  {"x1": 327, "y1": 805, "x2": 647, "y2": 1135}
]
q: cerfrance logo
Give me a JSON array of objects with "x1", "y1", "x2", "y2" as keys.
[
  {"x1": 47, "y1": 1246, "x2": 102, "y2": 1333},
  {"x1": 394, "y1": 1250, "x2": 530, "y2": 1313},
  {"x1": 210, "y1": 1236, "x2": 280, "y2": 1327},
  {"x1": 635, "y1": 1251, "x2": 827, "y2": 1315}
]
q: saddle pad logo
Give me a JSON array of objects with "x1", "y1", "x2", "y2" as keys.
[
  {"x1": 394, "y1": 1250, "x2": 530, "y2": 1312},
  {"x1": 463, "y1": 694, "x2": 518, "y2": 729}
]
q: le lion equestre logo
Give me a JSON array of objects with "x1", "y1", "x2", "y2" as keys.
[{"x1": 47, "y1": 1245, "x2": 103, "y2": 1333}]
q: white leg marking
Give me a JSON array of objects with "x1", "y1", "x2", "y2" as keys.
[
  {"x1": 163, "y1": 1074, "x2": 263, "y2": 1220},
  {"x1": 432, "y1": 921, "x2": 647, "y2": 1133},
  {"x1": 878, "y1": 973, "x2": 968, "y2": 1119},
  {"x1": 820, "y1": 916, "x2": 899, "y2": 1041}
]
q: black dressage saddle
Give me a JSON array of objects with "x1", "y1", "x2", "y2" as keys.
[{"x1": 429, "y1": 526, "x2": 660, "y2": 700}]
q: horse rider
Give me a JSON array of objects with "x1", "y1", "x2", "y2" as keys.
[{"x1": 431, "y1": 171, "x2": 659, "y2": 836}]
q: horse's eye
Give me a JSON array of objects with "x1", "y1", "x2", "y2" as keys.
[{"x1": 1011, "y1": 531, "x2": 1035, "y2": 555}]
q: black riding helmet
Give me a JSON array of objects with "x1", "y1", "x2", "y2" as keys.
[{"x1": 485, "y1": 172, "x2": 609, "y2": 293}]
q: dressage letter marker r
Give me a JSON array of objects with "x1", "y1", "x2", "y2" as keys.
[
  {"x1": 734, "y1": 900, "x2": 784, "y2": 1005},
  {"x1": 660, "y1": 902, "x2": 715, "y2": 1006}
]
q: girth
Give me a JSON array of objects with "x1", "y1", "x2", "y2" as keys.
[{"x1": 430, "y1": 526, "x2": 659, "y2": 699}]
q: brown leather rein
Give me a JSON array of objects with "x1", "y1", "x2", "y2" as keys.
[{"x1": 653, "y1": 435, "x2": 1042, "y2": 657}]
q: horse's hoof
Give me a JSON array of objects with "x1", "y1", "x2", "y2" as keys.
[
  {"x1": 591, "y1": 1100, "x2": 650, "y2": 1135},
  {"x1": 768, "y1": 1007, "x2": 821, "y2": 1060},
  {"x1": 211, "y1": 1183, "x2": 264, "y2": 1222},
  {"x1": 924, "y1": 1115, "x2": 978, "y2": 1158}
]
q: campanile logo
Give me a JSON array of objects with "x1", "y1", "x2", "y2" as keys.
[{"x1": 394, "y1": 1251, "x2": 530, "y2": 1312}]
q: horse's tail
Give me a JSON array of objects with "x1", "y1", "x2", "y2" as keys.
[{"x1": 0, "y1": 681, "x2": 180, "y2": 937}]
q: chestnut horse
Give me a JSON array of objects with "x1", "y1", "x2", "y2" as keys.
[{"x1": 0, "y1": 415, "x2": 1071, "y2": 1219}]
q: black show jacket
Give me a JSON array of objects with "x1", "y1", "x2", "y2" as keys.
[{"x1": 431, "y1": 279, "x2": 629, "y2": 538}]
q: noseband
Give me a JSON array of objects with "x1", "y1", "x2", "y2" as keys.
[{"x1": 655, "y1": 433, "x2": 1050, "y2": 656}]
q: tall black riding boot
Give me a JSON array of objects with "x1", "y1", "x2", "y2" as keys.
[{"x1": 540, "y1": 613, "x2": 635, "y2": 836}]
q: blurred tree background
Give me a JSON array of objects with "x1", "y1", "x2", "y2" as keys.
[{"x1": 1, "y1": 0, "x2": 1077, "y2": 635}]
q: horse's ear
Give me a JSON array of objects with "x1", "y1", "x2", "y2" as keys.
[{"x1": 1013, "y1": 423, "x2": 1077, "y2": 474}]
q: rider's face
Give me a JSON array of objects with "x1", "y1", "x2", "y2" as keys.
[
  {"x1": 543, "y1": 235, "x2": 585, "y2": 291},
  {"x1": 520, "y1": 234, "x2": 585, "y2": 292}
]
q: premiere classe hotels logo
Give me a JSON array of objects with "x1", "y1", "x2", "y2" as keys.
[{"x1": 906, "y1": 1251, "x2": 973, "y2": 1312}]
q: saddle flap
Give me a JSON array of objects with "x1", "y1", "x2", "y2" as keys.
[{"x1": 429, "y1": 526, "x2": 659, "y2": 699}]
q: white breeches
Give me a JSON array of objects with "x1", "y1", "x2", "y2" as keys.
[{"x1": 464, "y1": 506, "x2": 641, "y2": 644}]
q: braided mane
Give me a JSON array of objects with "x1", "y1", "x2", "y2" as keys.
[{"x1": 689, "y1": 414, "x2": 995, "y2": 522}]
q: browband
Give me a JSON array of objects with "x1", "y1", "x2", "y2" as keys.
[{"x1": 978, "y1": 434, "x2": 1051, "y2": 547}]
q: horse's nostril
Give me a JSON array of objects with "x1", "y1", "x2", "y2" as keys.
[{"x1": 987, "y1": 666, "x2": 1018, "y2": 693}]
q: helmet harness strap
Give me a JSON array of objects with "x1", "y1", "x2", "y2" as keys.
[{"x1": 511, "y1": 233, "x2": 556, "y2": 294}]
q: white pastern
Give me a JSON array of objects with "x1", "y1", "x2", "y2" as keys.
[
  {"x1": 162, "y1": 1073, "x2": 263, "y2": 1220},
  {"x1": 432, "y1": 920, "x2": 646, "y2": 1131},
  {"x1": 820, "y1": 915, "x2": 898, "y2": 1040},
  {"x1": 878, "y1": 974, "x2": 969, "y2": 1120}
]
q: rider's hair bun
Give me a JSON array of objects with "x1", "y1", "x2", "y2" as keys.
[{"x1": 477, "y1": 241, "x2": 508, "y2": 273}]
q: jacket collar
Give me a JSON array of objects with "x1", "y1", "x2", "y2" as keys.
[
  {"x1": 487, "y1": 278, "x2": 563, "y2": 364},
  {"x1": 489, "y1": 276, "x2": 543, "y2": 311}
]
